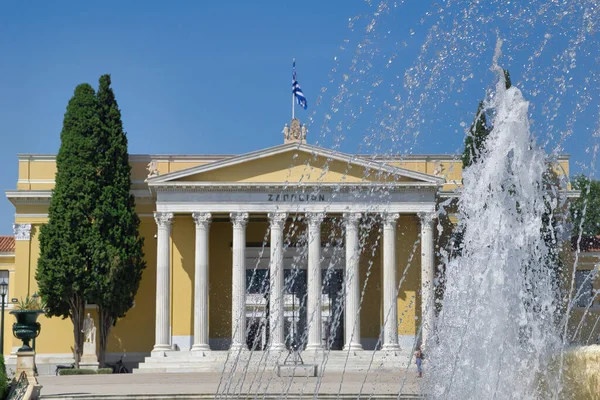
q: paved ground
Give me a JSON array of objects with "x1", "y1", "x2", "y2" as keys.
[{"x1": 38, "y1": 371, "x2": 422, "y2": 399}]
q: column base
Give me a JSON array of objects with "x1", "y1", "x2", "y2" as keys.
[
  {"x1": 268, "y1": 343, "x2": 287, "y2": 352},
  {"x1": 343, "y1": 343, "x2": 363, "y2": 353},
  {"x1": 191, "y1": 344, "x2": 211, "y2": 354},
  {"x1": 229, "y1": 343, "x2": 247, "y2": 352},
  {"x1": 381, "y1": 343, "x2": 401, "y2": 353},
  {"x1": 305, "y1": 344, "x2": 324, "y2": 352},
  {"x1": 151, "y1": 344, "x2": 172, "y2": 357}
]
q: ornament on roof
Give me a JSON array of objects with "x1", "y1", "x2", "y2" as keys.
[{"x1": 283, "y1": 118, "x2": 307, "y2": 144}]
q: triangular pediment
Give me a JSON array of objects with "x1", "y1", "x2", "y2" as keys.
[{"x1": 147, "y1": 143, "x2": 444, "y2": 186}]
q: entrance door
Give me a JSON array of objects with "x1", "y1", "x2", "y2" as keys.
[
  {"x1": 322, "y1": 269, "x2": 344, "y2": 350},
  {"x1": 284, "y1": 268, "x2": 307, "y2": 350}
]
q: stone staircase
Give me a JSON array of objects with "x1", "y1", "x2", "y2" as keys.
[{"x1": 134, "y1": 349, "x2": 413, "y2": 374}]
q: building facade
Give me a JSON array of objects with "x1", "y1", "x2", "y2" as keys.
[{"x1": 4, "y1": 122, "x2": 591, "y2": 373}]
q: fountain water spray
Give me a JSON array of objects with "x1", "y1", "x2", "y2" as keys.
[{"x1": 427, "y1": 39, "x2": 563, "y2": 399}]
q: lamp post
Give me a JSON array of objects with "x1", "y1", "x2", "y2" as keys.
[{"x1": 0, "y1": 279, "x2": 8, "y2": 355}]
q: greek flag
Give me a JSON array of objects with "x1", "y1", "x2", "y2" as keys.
[{"x1": 293, "y1": 61, "x2": 307, "y2": 110}]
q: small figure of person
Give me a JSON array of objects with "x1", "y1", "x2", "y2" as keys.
[{"x1": 415, "y1": 345, "x2": 423, "y2": 378}]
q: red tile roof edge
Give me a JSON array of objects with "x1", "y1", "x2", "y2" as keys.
[
  {"x1": 572, "y1": 235, "x2": 600, "y2": 253},
  {"x1": 0, "y1": 236, "x2": 15, "y2": 253}
]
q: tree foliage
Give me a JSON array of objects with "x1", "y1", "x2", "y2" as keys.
[
  {"x1": 37, "y1": 76, "x2": 145, "y2": 368},
  {"x1": 461, "y1": 101, "x2": 490, "y2": 169},
  {"x1": 461, "y1": 69, "x2": 511, "y2": 170},
  {"x1": 89, "y1": 74, "x2": 146, "y2": 367},
  {"x1": 36, "y1": 84, "x2": 101, "y2": 367},
  {"x1": 570, "y1": 175, "x2": 600, "y2": 238}
]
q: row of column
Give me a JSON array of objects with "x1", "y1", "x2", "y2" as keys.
[{"x1": 152, "y1": 211, "x2": 436, "y2": 354}]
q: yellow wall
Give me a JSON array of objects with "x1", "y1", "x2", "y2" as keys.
[
  {"x1": 6, "y1": 150, "x2": 576, "y2": 357},
  {"x1": 396, "y1": 216, "x2": 421, "y2": 336},
  {"x1": 0, "y1": 251, "x2": 15, "y2": 356}
]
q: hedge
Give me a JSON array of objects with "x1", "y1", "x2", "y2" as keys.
[
  {"x1": 0, "y1": 355, "x2": 8, "y2": 399},
  {"x1": 97, "y1": 368, "x2": 112, "y2": 374},
  {"x1": 59, "y1": 368, "x2": 114, "y2": 376}
]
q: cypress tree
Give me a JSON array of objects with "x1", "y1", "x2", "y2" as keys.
[
  {"x1": 454, "y1": 69, "x2": 514, "y2": 258},
  {"x1": 504, "y1": 69, "x2": 512, "y2": 90},
  {"x1": 36, "y1": 84, "x2": 101, "y2": 367},
  {"x1": 89, "y1": 74, "x2": 146, "y2": 367},
  {"x1": 461, "y1": 101, "x2": 490, "y2": 169}
]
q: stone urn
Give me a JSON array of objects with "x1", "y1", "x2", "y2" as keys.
[{"x1": 10, "y1": 309, "x2": 44, "y2": 351}]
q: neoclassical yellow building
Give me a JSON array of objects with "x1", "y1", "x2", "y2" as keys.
[{"x1": 4, "y1": 120, "x2": 592, "y2": 374}]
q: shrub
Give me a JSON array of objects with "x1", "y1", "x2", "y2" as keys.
[
  {"x1": 0, "y1": 355, "x2": 8, "y2": 399},
  {"x1": 58, "y1": 369, "x2": 97, "y2": 376},
  {"x1": 97, "y1": 368, "x2": 112, "y2": 374}
]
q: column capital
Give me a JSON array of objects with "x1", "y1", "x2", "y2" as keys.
[
  {"x1": 382, "y1": 213, "x2": 400, "y2": 226},
  {"x1": 343, "y1": 212, "x2": 362, "y2": 226},
  {"x1": 418, "y1": 212, "x2": 436, "y2": 227},
  {"x1": 154, "y1": 212, "x2": 174, "y2": 228},
  {"x1": 192, "y1": 212, "x2": 212, "y2": 227},
  {"x1": 13, "y1": 224, "x2": 32, "y2": 241},
  {"x1": 230, "y1": 212, "x2": 249, "y2": 228},
  {"x1": 305, "y1": 212, "x2": 325, "y2": 227},
  {"x1": 268, "y1": 212, "x2": 287, "y2": 229}
]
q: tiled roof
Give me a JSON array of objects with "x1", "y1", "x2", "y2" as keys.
[
  {"x1": 573, "y1": 236, "x2": 600, "y2": 252},
  {"x1": 0, "y1": 236, "x2": 15, "y2": 253}
]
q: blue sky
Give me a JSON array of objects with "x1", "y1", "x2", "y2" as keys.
[{"x1": 0, "y1": 1, "x2": 598, "y2": 234}]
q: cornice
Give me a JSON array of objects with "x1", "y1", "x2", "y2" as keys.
[
  {"x1": 6, "y1": 189, "x2": 154, "y2": 206},
  {"x1": 16, "y1": 153, "x2": 572, "y2": 164},
  {"x1": 150, "y1": 182, "x2": 440, "y2": 193},
  {"x1": 439, "y1": 189, "x2": 581, "y2": 199},
  {"x1": 0, "y1": 252, "x2": 15, "y2": 258},
  {"x1": 18, "y1": 153, "x2": 571, "y2": 162}
]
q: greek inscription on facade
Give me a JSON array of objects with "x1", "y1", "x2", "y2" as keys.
[{"x1": 267, "y1": 194, "x2": 326, "y2": 202}]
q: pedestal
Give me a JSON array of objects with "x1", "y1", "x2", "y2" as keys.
[
  {"x1": 80, "y1": 342, "x2": 99, "y2": 370},
  {"x1": 14, "y1": 350, "x2": 42, "y2": 399},
  {"x1": 16, "y1": 351, "x2": 37, "y2": 382}
]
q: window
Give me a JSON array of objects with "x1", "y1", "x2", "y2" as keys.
[{"x1": 575, "y1": 270, "x2": 594, "y2": 308}]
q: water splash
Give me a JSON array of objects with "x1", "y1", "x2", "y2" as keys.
[{"x1": 427, "y1": 40, "x2": 563, "y2": 399}]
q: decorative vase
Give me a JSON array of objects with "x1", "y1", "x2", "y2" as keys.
[{"x1": 10, "y1": 310, "x2": 44, "y2": 352}]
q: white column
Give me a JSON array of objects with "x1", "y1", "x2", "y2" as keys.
[
  {"x1": 343, "y1": 212, "x2": 363, "y2": 351},
  {"x1": 382, "y1": 213, "x2": 401, "y2": 351},
  {"x1": 419, "y1": 212, "x2": 436, "y2": 347},
  {"x1": 268, "y1": 212, "x2": 287, "y2": 351},
  {"x1": 230, "y1": 212, "x2": 249, "y2": 351},
  {"x1": 306, "y1": 212, "x2": 324, "y2": 351},
  {"x1": 153, "y1": 212, "x2": 173, "y2": 354},
  {"x1": 192, "y1": 212, "x2": 211, "y2": 353}
]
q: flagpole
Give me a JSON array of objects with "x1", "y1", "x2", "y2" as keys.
[{"x1": 292, "y1": 58, "x2": 295, "y2": 120}]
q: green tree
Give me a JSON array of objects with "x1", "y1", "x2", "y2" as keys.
[
  {"x1": 89, "y1": 74, "x2": 146, "y2": 367},
  {"x1": 36, "y1": 84, "x2": 101, "y2": 367},
  {"x1": 504, "y1": 69, "x2": 512, "y2": 90},
  {"x1": 570, "y1": 175, "x2": 600, "y2": 237},
  {"x1": 461, "y1": 101, "x2": 490, "y2": 169},
  {"x1": 461, "y1": 69, "x2": 511, "y2": 170}
]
